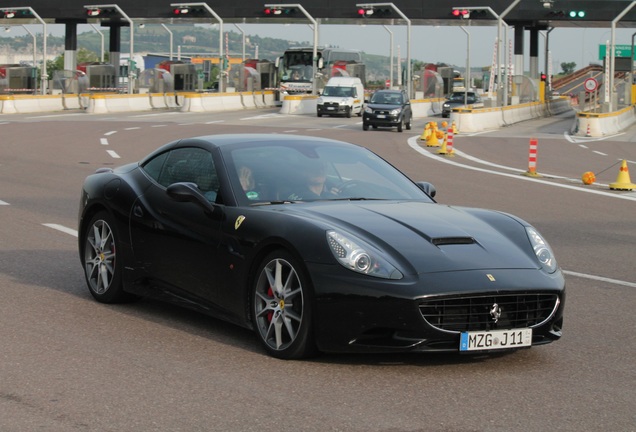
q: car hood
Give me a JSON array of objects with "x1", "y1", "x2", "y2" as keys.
[{"x1": 282, "y1": 201, "x2": 538, "y2": 275}]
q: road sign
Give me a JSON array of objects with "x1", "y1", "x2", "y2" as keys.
[
  {"x1": 584, "y1": 78, "x2": 598, "y2": 92},
  {"x1": 598, "y1": 44, "x2": 635, "y2": 59}
]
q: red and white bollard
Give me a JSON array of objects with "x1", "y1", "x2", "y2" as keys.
[{"x1": 524, "y1": 137, "x2": 540, "y2": 177}]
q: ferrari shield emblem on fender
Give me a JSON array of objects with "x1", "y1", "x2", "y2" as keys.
[
  {"x1": 486, "y1": 274, "x2": 496, "y2": 282},
  {"x1": 235, "y1": 215, "x2": 246, "y2": 230}
]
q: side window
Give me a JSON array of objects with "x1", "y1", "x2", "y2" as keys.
[{"x1": 142, "y1": 147, "x2": 219, "y2": 202}]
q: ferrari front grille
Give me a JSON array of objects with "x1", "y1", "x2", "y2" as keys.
[{"x1": 419, "y1": 293, "x2": 560, "y2": 333}]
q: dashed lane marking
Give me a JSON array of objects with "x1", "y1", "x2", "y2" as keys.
[
  {"x1": 100, "y1": 138, "x2": 109, "y2": 145},
  {"x1": 0, "y1": 200, "x2": 9, "y2": 205},
  {"x1": 106, "y1": 150, "x2": 121, "y2": 159},
  {"x1": 42, "y1": 224, "x2": 78, "y2": 237}
]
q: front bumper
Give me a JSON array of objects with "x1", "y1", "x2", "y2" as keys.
[
  {"x1": 318, "y1": 104, "x2": 349, "y2": 115},
  {"x1": 307, "y1": 264, "x2": 565, "y2": 354}
]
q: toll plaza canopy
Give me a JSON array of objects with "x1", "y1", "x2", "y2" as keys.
[{"x1": 0, "y1": 0, "x2": 635, "y2": 28}]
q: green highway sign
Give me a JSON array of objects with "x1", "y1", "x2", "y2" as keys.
[{"x1": 598, "y1": 44, "x2": 636, "y2": 59}]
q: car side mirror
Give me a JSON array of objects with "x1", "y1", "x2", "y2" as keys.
[
  {"x1": 167, "y1": 182, "x2": 216, "y2": 214},
  {"x1": 415, "y1": 181, "x2": 436, "y2": 198}
]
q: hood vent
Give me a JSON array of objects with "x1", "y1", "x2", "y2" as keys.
[{"x1": 432, "y1": 237, "x2": 476, "y2": 246}]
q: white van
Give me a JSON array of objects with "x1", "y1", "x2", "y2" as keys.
[{"x1": 316, "y1": 77, "x2": 364, "y2": 118}]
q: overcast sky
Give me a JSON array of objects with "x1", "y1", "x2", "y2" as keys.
[{"x1": 5, "y1": 22, "x2": 635, "y2": 73}]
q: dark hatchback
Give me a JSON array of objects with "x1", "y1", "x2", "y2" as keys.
[
  {"x1": 441, "y1": 91, "x2": 483, "y2": 118},
  {"x1": 362, "y1": 89, "x2": 412, "y2": 132}
]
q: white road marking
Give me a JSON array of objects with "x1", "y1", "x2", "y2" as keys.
[
  {"x1": 42, "y1": 224, "x2": 78, "y2": 237},
  {"x1": 407, "y1": 136, "x2": 636, "y2": 202},
  {"x1": 240, "y1": 114, "x2": 279, "y2": 120},
  {"x1": 0, "y1": 200, "x2": 9, "y2": 205},
  {"x1": 563, "y1": 270, "x2": 636, "y2": 288},
  {"x1": 100, "y1": 138, "x2": 109, "y2": 145},
  {"x1": 593, "y1": 151, "x2": 607, "y2": 156},
  {"x1": 205, "y1": 120, "x2": 225, "y2": 124},
  {"x1": 151, "y1": 124, "x2": 167, "y2": 127},
  {"x1": 124, "y1": 127, "x2": 141, "y2": 130},
  {"x1": 106, "y1": 150, "x2": 121, "y2": 159},
  {"x1": 24, "y1": 113, "x2": 85, "y2": 119},
  {"x1": 104, "y1": 131, "x2": 117, "y2": 136}
]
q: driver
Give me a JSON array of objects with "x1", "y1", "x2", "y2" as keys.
[{"x1": 287, "y1": 161, "x2": 337, "y2": 201}]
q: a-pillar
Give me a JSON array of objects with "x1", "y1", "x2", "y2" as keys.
[
  {"x1": 529, "y1": 28, "x2": 539, "y2": 79},
  {"x1": 514, "y1": 24, "x2": 524, "y2": 81},
  {"x1": 63, "y1": 22, "x2": 78, "y2": 72}
]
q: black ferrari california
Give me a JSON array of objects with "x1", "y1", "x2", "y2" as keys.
[{"x1": 78, "y1": 134, "x2": 564, "y2": 359}]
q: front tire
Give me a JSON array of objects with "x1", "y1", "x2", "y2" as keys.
[
  {"x1": 82, "y1": 211, "x2": 133, "y2": 303},
  {"x1": 397, "y1": 119, "x2": 403, "y2": 132},
  {"x1": 252, "y1": 250, "x2": 317, "y2": 359},
  {"x1": 363, "y1": 122, "x2": 369, "y2": 131}
]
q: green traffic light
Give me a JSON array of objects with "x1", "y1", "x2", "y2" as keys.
[{"x1": 569, "y1": 10, "x2": 585, "y2": 18}]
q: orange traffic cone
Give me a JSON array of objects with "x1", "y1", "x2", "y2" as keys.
[{"x1": 609, "y1": 160, "x2": 636, "y2": 191}]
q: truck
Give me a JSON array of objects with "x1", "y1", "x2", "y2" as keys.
[
  {"x1": 316, "y1": 76, "x2": 364, "y2": 118},
  {"x1": 276, "y1": 47, "x2": 364, "y2": 94}
]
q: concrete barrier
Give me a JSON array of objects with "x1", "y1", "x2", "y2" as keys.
[
  {"x1": 1, "y1": 94, "x2": 66, "y2": 113},
  {"x1": 86, "y1": 93, "x2": 154, "y2": 113},
  {"x1": 574, "y1": 105, "x2": 636, "y2": 137},
  {"x1": 279, "y1": 94, "x2": 318, "y2": 115},
  {"x1": 411, "y1": 98, "x2": 444, "y2": 117},
  {"x1": 452, "y1": 98, "x2": 573, "y2": 133}
]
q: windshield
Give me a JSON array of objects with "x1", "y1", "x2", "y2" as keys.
[
  {"x1": 370, "y1": 92, "x2": 403, "y2": 105},
  {"x1": 448, "y1": 93, "x2": 476, "y2": 102},
  {"x1": 226, "y1": 141, "x2": 432, "y2": 205},
  {"x1": 322, "y1": 86, "x2": 354, "y2": 97}
]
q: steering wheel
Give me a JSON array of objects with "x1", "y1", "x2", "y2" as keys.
[{"x1": 336, "y1": 180, "x2": 359, "y2": 196}]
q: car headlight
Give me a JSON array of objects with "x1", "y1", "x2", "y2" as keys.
[
  {"x1": 526, "y1": 227, "x2": 558, "y2": 273},
  {"x1": 390, "y1": 108, "x2": 402, "y2": 115},
  {"x1": 443, "y1": 103, "x2": 450, "y2": 108},
  {"x1": 327, "y1": 230, "x2": 403, "y2": 279},
  {"x1": 364, "y1": 106, "x2": 373, "y2": 114},
  {"x1": 317, "y1": 97, "x2": 323, "y2": 104}
]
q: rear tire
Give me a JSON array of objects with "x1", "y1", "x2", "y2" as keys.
[
  {"x1": 252, "y1": 250, "x2": 318, "y2": 359},
  {"x1": 363, "y1": 123, "x2": 369, "y2": 131}
]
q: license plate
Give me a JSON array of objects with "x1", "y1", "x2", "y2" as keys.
[
  {"x1": 376, "y1": 114, "x2": 386, "y2": 118},
  {"x1": 327, "y1": 107, "x2": 334, "y2": 110},
  {"x1": 460, "y1": 328, "x2": 532, "y2": 351}
]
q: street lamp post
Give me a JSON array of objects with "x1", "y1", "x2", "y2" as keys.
[
  {"x1": 84, "y1": 4, "x2": 134, "y2": 94},
  {"x1": 460, "y1": 24, "x2": 470, "y2": 105},
  {"x1": 171, "y1": 3, "x2": 224, "y2": 92},
  {"x1": 356, "y1": 3, "x2": 411, "y2": 98},
  {"x1": 234, "y1": 24, "x2": 246, "y2": 61},
  {"x1": 264, "y1": 4, "x2": 318, "y2": 94},
  {"x1": 0, "y1": 6, "x2": 47, "y2": 94},
  {"x1": 161, "y1": 24, "x2": 173, "y2": 60},
  {"x1": 90, "y1": 24, "x2": 105, "y2": 62},
  {"x1": 383, "y1": 25, "x2": 393, "y2": 88}
]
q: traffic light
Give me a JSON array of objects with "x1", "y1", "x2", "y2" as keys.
[
  {"x1": 569, "y1": 10, "x2": 585, "y2": 18},
  {"x1": 173, "y1": 7, "x2": 189, "y2": 15},
  {"x1": 357, "y1": 7, "x2": 391, "y2": 17},
  {"x1": 452, "y1": 9, "x2": 470, "y2": 19},
  {"x1": 86, "y1": 8, "x2": 101, "y2": 17},
  {"x1": 540, "y1": 73, "x2": 547, "y2": 81},
  {"x1": 86, "y1": 7, "x2": 117, "y2": 17},
  {"x1": 3, "y1": 11, "x2": 16, "y2": 18},
  {"x1": 264, "y1": 7, "x2": 296, "y2": 16}
]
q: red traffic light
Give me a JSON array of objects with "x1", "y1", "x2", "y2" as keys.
[
  {"x1": 173, "y1": 7, "x2": 189, "y2": 15},
  {"x1": 452, "y1": 9, "x2": 469, "y2": 18},
  {"x1": 540, "y1": 73, "x2": 547, "y2": 81},
  {"x1": 86, "y1": 8, "x2": 101, "y2": 17},
  {"x1": 4, "y1": 11, "x2": 16, "y2": 18},
  {"x1": 264, "y1": 7, "x2": 272, "y2": 15}
]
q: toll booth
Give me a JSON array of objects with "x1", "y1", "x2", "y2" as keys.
[
  {"x1": 158, "y1": 61, "x2": 197, "y2": 91},
  {"x1": 239, "y1": 59, "x2": 276, "y2": 91},
  {"x1": 0, "y1": 64, "x2": 37, "y2": 94},
  {"x1": 138, "y1": 68, "x2": 174, "y2": 93},
  {"x1": 76, "y1": 62, "x2": 116, "y2": 92},
  {"x1": 329, "y1": 61, "x2": 366, "y2": 88}
]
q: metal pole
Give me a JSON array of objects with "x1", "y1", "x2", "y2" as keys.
[
  {"x1": 90, "y1": 24, "x2": 105, "y2": 62},
  {"x1": 498, "y1": 0, "x2": 521, "y2": 107},
  {"x1": 383, "y1": 25, "x2": 393, "y2": 88},
  {"x1": 21, "y1": 26, "x2": 37, "y2": 71},
  {"x1": 234, "y1": 24, "x2": 246, "y2": 61},
  {"x1": 171, "y1": 3, "x2": 224, "y2": 92},
  {"x1": 610, "y1": 1, "x2": 636, "y2": 111},
  {"x1": 356, "y1": 3, "x2": 410, "y2": 98},
  {"x1": 460, "y1": 25, "x2": 470, "y2": 105},
  {"x1": 161, "y1": 24, "x2": 173, "y2": 60}
]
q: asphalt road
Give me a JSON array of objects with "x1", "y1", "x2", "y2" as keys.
[{"x1": 1, "y1": 107, "x2": 634, "y2": 432}]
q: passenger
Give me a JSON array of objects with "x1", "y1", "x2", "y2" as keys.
[
  {"x1": 238, "y1": 165, "x2": 259, "y2": 200},
  {"x1": 291, "y1": 71, "x2": 301, "y2": 81}
]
